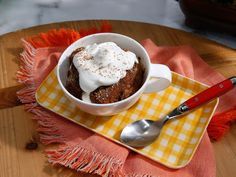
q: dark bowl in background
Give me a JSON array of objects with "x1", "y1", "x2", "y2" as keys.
[{"x1": 179, "y1": 0, "x2": 236, "y2": 34}]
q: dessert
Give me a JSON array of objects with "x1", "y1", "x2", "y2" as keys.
[{"x1": 65, "y1": 42, "x2": 144, "y2": 104}]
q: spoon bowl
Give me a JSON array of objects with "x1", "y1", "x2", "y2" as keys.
[{"x1": 120, "y1": 119, "x2": 160, "y2": 147}]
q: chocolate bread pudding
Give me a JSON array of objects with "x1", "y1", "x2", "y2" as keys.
[{"x1": 65, "y1": 42, "x2": 144, "y2": 104}]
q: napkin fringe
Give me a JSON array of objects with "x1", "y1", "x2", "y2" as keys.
[
  {"x1": 46, "y1": 145, "x2": 124, "y2": 176},
  {"x1": 25, "y1": 103, "x2": 66, "y2": 145},
  {"x1": 23, "y1": 101, "x2": 125, "y2": 176},
  {"x1": 208, "y1": 107, "x2": 236, "y2": 141},
  {"x1": 26, "y1": 21, "x2": 112, "y2": 48},
  {"x1": 26, "y1": 28, "x2": 81, "y2": 48},
  {"x1": 126, "y1": 173, "x2": 153, "y2": 177},
  {"x1": 17, "y1": 86, "x2": 36, "y2": 103},
  {"x1": 17, "y1": 39, "x2": 36, "y2": 85}
]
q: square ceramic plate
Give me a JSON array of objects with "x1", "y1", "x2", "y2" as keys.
[{"x1": 36, "y1": 68, "x2": 218, "y2": 169}]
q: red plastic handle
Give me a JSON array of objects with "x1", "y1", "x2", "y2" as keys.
[{"x1": 184, "y1": 78, "x2": 234, "y2": 110}]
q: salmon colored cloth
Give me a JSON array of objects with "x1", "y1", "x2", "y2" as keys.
[{"x1": 16, "y1": 28, "x2": 235, "y2": 176}]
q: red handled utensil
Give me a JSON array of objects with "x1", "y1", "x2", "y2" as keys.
[{"x1": 120, "y1": 77, "x2": 236, "y2": 147}]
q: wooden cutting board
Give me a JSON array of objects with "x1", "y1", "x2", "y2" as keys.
[{"x1": 0, "y1": 20, "x2": 235, "y2": 177}]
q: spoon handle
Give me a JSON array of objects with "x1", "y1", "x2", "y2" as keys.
[
  {"x1": 162, "y1": 77, "x2": 236, "y2": 122},
  {"x1": 181, "y1": 76, "x2": 236, "y2": 112}
]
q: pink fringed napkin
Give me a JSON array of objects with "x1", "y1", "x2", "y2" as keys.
[{"x1": 17, "y1": 24, "x2": 236, "y2": 177}]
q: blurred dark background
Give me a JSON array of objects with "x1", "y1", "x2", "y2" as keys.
[{"x1": 0, "y1": 0, "x2": 235, "y2": 48}]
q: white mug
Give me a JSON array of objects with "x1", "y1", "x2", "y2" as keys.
[{"x1": 57, "y1": 33, "x2": 171, "y2": 116}]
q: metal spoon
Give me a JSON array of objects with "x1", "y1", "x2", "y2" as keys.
[{"x1": 120, "y1": 76, "x2": 236, "y2": 147}]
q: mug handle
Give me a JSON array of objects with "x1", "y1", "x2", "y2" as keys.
[{"x1": 144, "y1": 64, "x2": 172, "y2": 93}]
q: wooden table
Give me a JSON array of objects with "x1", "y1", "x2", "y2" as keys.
[{"x1": 0, "y1": 20, "x2": 235, "y2": 177}]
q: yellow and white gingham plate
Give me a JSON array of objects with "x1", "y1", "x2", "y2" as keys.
[{"x1": 36, "y1": 68, "x2": 218, "y2": 169}]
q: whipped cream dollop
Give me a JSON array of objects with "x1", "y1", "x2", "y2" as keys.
[{"x1": 72, "y1": 42, "x2": 138, "y2": 102}]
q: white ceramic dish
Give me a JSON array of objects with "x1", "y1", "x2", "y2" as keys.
[{"x1": 57, "y1": 33, "x2": 172, "y2": 116}]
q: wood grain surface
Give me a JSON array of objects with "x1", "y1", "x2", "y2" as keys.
[{"x1": 0, "y1": 20, "x2": 235, "y2": 177}]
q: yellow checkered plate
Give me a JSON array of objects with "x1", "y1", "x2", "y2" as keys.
[{"x1": 36, "y1": 68, "x2": 218, "y2": 169}]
